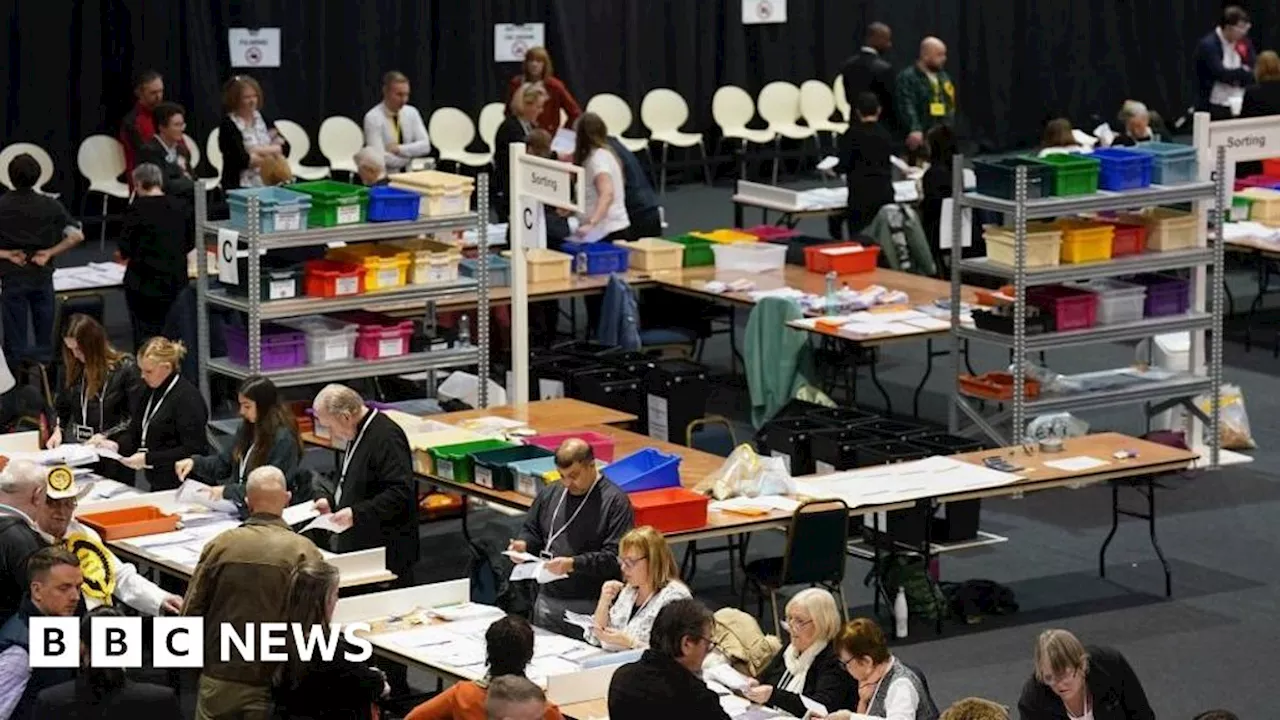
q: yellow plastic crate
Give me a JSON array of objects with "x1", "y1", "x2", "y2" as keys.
[
  {"x1": 1236, "y1": 188, "x2": 1280, "y2": 226},
  {"x1": 690, "y1": 229, "x2": 757, "y2": 244},
  {"x1": 327, "y1": 246, "x2": 412, "y2": 291},
  {"x1": 983, "y1": 223, "x2": 1063, "y2": 268},
  {"x1": 526, "y1": 248, "x2": 572, "y2": 283},
  {"x1": 389, "y1": 170, "x2": 476, "y2": 218},
  {"x1": 385, "y1": 238, "x2": 461, "y2": 285},
  {"x1": 1115, "y1": 207, "x2": 1199, "y2": 251},
  {"x1": 623, "y1": 237, "x2": 684, "y2": 271},
  {"x1": 1054, "y1": 219, "x2": 1114, "y2": 264}
]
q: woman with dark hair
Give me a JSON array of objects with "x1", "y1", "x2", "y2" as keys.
[
  {"x1": 217, "y1": 75, "x2": 291, "y2": 191},
  {"x1": 920, "y1": 124, "x2": 959, "y2": 274},
  {"x1": 33, "y1": 607, "x2": 181, "y2": 718},
  {"x1": 507, "y1": 47, "x2": 581, "y2": 134},
  {"x1": 572, "y1": 112, "x2": 631, "y2": 243},
  {"x1": 273, "y1": 560, "x2": 388, "y2": 719},
  {"x1": 47, "y1": 314, "x2": 143, "y2": 483},
  {"x1": 174, "y1": 375, "x2": 301, "y2": 510},
  {"x1": 405, "y1": 615, "x2": 565, "y2": 720}
]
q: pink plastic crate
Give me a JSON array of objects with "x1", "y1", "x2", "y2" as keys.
[
  {"x1": 742, "y1": 225, "x2": 801, "y2": 241},
  {"x1": 331, "y1": 311, "x2": 415, "y2": 360},
  {"x1": 526, "y1": 430, "x2": 616, "y2": 462}
]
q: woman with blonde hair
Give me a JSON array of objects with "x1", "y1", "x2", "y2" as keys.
[
  {"x1": 493, "y1": 82, "x2": 550, "y2": 223},
  {"x1": 507, "y1": 47, "x2": 581, "y2": 134},
  {"x1": 1017, "y1": 628, "x2": 1153, "y2": 720},
  {"x1": 818, "y1": 616, "x2": 937, "y2": 720},
  {"x1": 743, "y1": 589, "x2": 856, "y2": 718},
  {"x1": 110, "y1": 337, "x2": 208, "y2": 490},
  {"x1": 590, "y1": 525, "x2": 691, "y2": 650}
]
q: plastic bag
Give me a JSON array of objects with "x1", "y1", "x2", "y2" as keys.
[
  {"x1": 695, "y1": 444, "x2": 795, "y2": 500},
  {"x1": 1196, "y1": 384, "x2": 1256, "y2": 450},
  {"x1": 1025, "y1": 413, "x2": 1089, "y2": 441}
]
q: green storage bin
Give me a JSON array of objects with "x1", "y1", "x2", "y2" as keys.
[
  {"x1": 289, "y1": 180, "x2": 370, "y2": 228},
  {"x1": 669, "y1": 235, "x2": 715, "y2": 267},
  {"x1": 1032, "y1": 154, "x2": 1100, "y2": 197},
  {"x1": 428, "y1": 439, "x2": 514, "y2": 482}
]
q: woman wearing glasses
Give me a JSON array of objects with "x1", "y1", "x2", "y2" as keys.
[
  {"x1": 743, "y1": 588, "x2": 856, "y2": 717},
  {"x1": 1017, "y1": 629, "x2": 1153, "y2": 720},
  {"x1": 818, "y1": 617, "x2": 938, "y2": 720},
  {"x1": 589, "y1": 525, "x2": 691, "y2": 650}
]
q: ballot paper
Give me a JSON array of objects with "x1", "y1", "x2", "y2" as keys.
[
  {"x1": 800, "y1": 695, "x2": 828, "y2": 717},
  {"x1": 302, "y1": 513, "x2": 350, "y2": 535},
  {"x1": 817, "y1": 155, "x2": 839, "y2": 171},
  {"x1": 382, "y1": 625, "x2": 457, "y2": 649},
  {"x1": 563, "y1": 610, "x2": 596, "y2": 633},
  {"x1": 1043, "y1": 456, "x2": 1111, "y2": 472},
  {"x1": 704, "y1": 662, "x2": 753, "y2": 692},
  {"x1": 534, "y1": 633, "x2": 585, "y2": 659},
  {"x1": 93, "y1": 445, "x2": 124, "y2": 461},
  {"x1": 11, "y1": 444, "x2": 100, "y2": 467},
  {"x1": 502, "y1": 550, "x2": 539, "y2": 563},
  {"x1": 551, "y1": 128, "x2": 576, "y2": 156},
  {"x1": 510, "y1": 560, "x2": 569, "y2": 584},
  {"x1": 528, "y1": 655, "x2": 581, "y2": 679},
  {"x1": 282, "y1": 501, "x2": 320, "y2": 526},
  {"x1": 429, "y1": 602, "x2": 505, "y2": 623},
  {"x1": 126, "y1": 530, "x2": 197, "y2": 549},
  {"x1": 176, "y1": 480, "x2": 239, "y2": 514},
  {"x1": 420, "y1": 639, "x2": 488, "y2": 668},
  {"x1": 710, "y1": 495, "x2": 801, "y2": 515}
]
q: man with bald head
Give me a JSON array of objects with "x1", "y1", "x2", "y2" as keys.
[
  {"x1": 895, "y1": 36, "x2": 955, "y2": 157},
  {"x1": 840, "y1": 22, "x2": 897, "y2": 136},
  {"x1": 510, "y1": 437, "x2": 633, "y2": 636},
  {"x1": 185, "y1": 465, "x2": 322, "y2": 720},
  {"x1": 0, "y1": 459, "x2": 51, "y2": 624}
]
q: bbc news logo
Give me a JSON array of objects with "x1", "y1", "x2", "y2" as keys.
[{"x1": 28, "y1": 617, "x2": 373, "y2": 668}]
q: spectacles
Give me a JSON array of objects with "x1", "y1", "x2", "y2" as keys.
[
  {"x1": 618, "y1": 556, "x2": 647, "y2": 570},
  {"x1": 837, "y1": 655, "x2": 856, "y2": 670},
  {"x1": 1039, "y1": 666, "x2": 1080, "y2": 686},
  {"x1": 699, "y1": 636, "x2": 722, "y2": 652},
  {"x1": 781, "y1": 617, "x2": 811, "y2": 633}
]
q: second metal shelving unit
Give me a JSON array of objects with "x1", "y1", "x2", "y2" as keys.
[
  {"x1": 947, "y1": 151, "x2": 1227, "y2": 467},
  {"x1": 194, "y1": 174, "x2": 493, "y2": 406}
]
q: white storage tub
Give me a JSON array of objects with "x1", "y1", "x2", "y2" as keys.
[
  {"x1": 1067, "y1": 278, "x2": 1147, "y2": 326},
  {"x1": 389, "y1": 170, "x2": 475, "y2": 218},
  {"x1": 711, "y1": 242, "x2": 786, "y2": 273},
  {"x1": 276, "y1": 315, "x2": 358, "y2": 364}
]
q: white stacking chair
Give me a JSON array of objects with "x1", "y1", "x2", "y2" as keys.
[
  {"x1": 833, "y1": 75, "x2": 852, "y2": 122},
  {"x1": 274, "y1": 120, "x2": 331, "y2": 180},
  {"x1": 477, "y1": 102, "x2": 506, "y2": 156},
  {"x1": 429, "y1": 107, "x2": 492, "y2": 169},
  {"x1": 800, "y1": 80, "x2": 850, "y2": 143},
  {"x1": 560, "y1": 107, "x2": 569, "y2": 130},
  {"x1": 183, "y1": 133, "x2": 202, "y2": 173},
  {"x1": 757, "y1": 81, "x2": 817, "y2": 184},
  {"x1": 640, "y1": 88, "x2": 710, "y2": 192},
  {"x1": 318, "y1": 116, "x2": 364, "y2": 177},
  {"x1": 205, "y1": 128, "x2": 223, "y2": 190},
  {"x1": 0, "y1": 143, "x2": 58, "y2": 195},
  {"x1": 586, "y1": 94, "x2": 649, "y2": 154},
  {"x1": 712, "y1": 85, "x2": 776, "y2": 180},
  {"x1": 76, "y1": 135, "x2": 131, "y2": 247}
]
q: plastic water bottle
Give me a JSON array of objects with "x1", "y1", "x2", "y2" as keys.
[
  {"x1": 459, "y1": 315, "x2": 471, "y2": 347},
  {"x1": 825, "y1": 271, "x2": 838, "y2": 313},
  {"x1": 893, "y1": 587, "x2": 909, "y2": 638}
]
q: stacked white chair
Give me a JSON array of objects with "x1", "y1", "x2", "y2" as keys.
[
  {"x1": 275, "y1": 120, "x2": 331, "y2": 180},
  {"x1": 585, "y1": 94, "x2": 649, "y2": 154},
  {"x1": 76, "y1": 135, "x2": 130, "y2": 246},
  {"x1": 800, "y1": 80, "x2": 850, "y2": 143},
  {"x1": 183, "y1": 133, "x2": 202, "y2": 174},
  {"x1": 0, "y1": 143, "x2": 58, "y2": 195},
  {"x1": 640, "y1": 88, "x2": 711, "y2": 192},
  {"x1": 833, "y1": 75, "x2": 852, "y2": 122},
  {"x1": 712, "y1": 85, "x2": 776, "y2": 181},
  {"x1": 205, "y1": 128, "x2": 223, "y2": 190},
  {"x1": 477, "y1": 102, "x2": 506, "y2": 158},
  {"x1": 318, "y1": 116, "x2": 364, "y2": 177},
  {"x1": 429, "y1": 108, "x2": 492, "y2": 169},
  {"x1": 757, "y1": 81, "x2": 817, "y2": 183}
]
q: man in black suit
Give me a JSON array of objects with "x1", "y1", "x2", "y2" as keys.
[
  {"x1": 840, "y1": 22, "x2": 896, "y2": 138},
  {"x1": 1194, "y1": 5, "x2": 1255, "y2": 120},
  {"x1": 136, "y1": 102, "x2": 195, "y2": 200}
]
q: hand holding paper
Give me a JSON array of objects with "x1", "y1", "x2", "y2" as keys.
[{"x1": 302, "y1": 508, "x2": 352, "y2": 534}]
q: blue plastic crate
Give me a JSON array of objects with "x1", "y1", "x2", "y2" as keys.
[
  {"x1": 1091, "y1": 148, "x2": 1153, "y2": 191},
  {"x1": 460, "y1": 255, "x2": 510, "y2": 286},
  {"x1": 605, "y1": 448, "x2": 682, "y2": 493},
  {"x1": 1129, "y1": 142, "x2": 1199, "y2": 186},
  {"x1": 226, "y1": 186, "x2": 312, "y2": 234},
  {"x1": 563, "y1": 241, "x2": 630, "y2": 276},
  {"x1": 366, "y1": 185, "x2": 421, "y2": 222}
]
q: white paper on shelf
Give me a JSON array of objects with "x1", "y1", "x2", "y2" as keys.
[
  {"x1": 150, "y1": 544, "x2": 202, "y2": 566},
  {"x1": 282, "y1": 501, "x2": 320, "y2": 526},
  {"x1": 302, "y1": 513, "x2": 350, "y2": 535},
  {"x1": 10, "y1": 444, "x2": 100, "y2": 467},
  {"x1": 1043, "y1": 456, "x2": 1111, "y2": 472}
]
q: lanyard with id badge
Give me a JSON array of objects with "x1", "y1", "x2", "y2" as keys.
[
  {"x1": 929, "y1": 77, "x2": 948, "y2": 118},
  {"x1": 334, "y1": 410, "x2": 378, "y2": 507},
  {"x1": 140, "y1": 374, "x2": 180, "y2": 455},
  {"x1": 541, "y1": 475, "x2": 600, "y2": 559},
  {"x1": 72, "y1": 381, "x2": 106, "y2": 443}
]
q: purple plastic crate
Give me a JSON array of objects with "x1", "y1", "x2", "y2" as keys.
[
  {"x1": 224, "y1": 323, "x2": 308, "y2": 369},
  {"x1": 1126, "y1": 274, "x2": 1190, "y2": 317}
]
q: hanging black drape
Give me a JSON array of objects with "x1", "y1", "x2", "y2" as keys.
[{"x1": 0, "y1": 0, "x2": 1274, "y2": 202}]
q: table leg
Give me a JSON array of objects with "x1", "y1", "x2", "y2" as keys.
[
  {"x1": 1245, "y1": 253, "x2": 1267, "y2": 352},
  {"x1": 1098, "y1": 479, "x2": 1172, "y2": 598},
  {"x1": 868, "y1": 349, "x2": 893, "y2": 415},
  {"x1": 734, "y1": 201, "x2": 745, "y2": 229},
  {"x1": 912, "y1": 339, "x2": 937, "y2": 419}
]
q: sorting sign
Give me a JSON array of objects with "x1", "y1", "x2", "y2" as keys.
[
  {"x1": 742, "y1": 0, "x2": 787, "y2": 24},
  {"x1": 229, "y1": 28, "x2": 282, "y2": 68},
  {"x1": 494, "y1": 23, "x2": 545, "y2": 63},
  {"x1": 217, "y1": 228, "x2": 240, "y2": 285}
]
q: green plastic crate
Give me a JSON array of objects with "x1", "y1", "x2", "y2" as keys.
[
  {"x1": 428, "y1": 439, "x2": 514, "y2": 482},
  {"x1": 289, "y1": 180, "x2": 370, "y2": 228},
  {"x1": 669, "y1": 235, "x2": 715, "y2": 267},
  {"x1": 1031, "y1": 154, "x2": 1100, "y2": 197}
]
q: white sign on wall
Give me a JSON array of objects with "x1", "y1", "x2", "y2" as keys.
[
  {"x1": 216, "y1": 229, "x2": 240, "y2": 285},
  {"x1": 742, "y1": 0, "x2": 787, "y2": 25},
  {"x1": 228, "y1": 28, "x2": 282, "y2": 68},
  {"x1": 494, "y1": 23, "x2": 546, "y2": 63}
]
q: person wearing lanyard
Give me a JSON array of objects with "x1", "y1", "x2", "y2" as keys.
[
  {"x1": 104, "y1": 337, "x2": 208, "y2": 491},
  {"x1": 174, "y1": 375, "x2": 302, "y2": 516},
  {"x1": 46, "y1": 315, "x2": 143, "y2": 485},
  {"x1": 509, "y1": 438, "x2": 634, "y2": 638},
  {"x1": 588, "y1": 525, "x2": 690, "y2": 651},
  {"x1": 362, "y1": 71, "x2": 431, "y2": 174},
  {"x1": 895, "y1": 36, "x2": 955, "y2": 162}
]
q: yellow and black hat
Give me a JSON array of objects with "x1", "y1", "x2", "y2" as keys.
[{"x1": 45, "y1": 465, "x2": 85, "y2": 500}]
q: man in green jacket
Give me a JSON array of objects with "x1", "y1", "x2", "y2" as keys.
[{"x1": 895, "y1": 37, "x2": 956, "y2": 159}]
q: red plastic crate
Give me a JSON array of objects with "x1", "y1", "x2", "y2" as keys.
[
  {"x1": 304, "y1": 259, "x2": 365, "y2": 297},
  {"x1": 1027, "y1": 285, "x2": 1098, "y2": 331},
  {"x1": 1263, "y1": 159, "x2": 1280, "y2": 178},
  {"x1": 803, "y1": 243, "x2": 880, "y2": 274},
  {"x1": 630, "y1": 487, "x2": 709, "y2": 533},
  {"x1": 1100, "y1": 221, "x2": 1147, "y2": 256}
]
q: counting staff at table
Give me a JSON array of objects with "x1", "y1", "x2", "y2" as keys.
[
  {"x1": 47, "y1": 314, "x2": 142, "y2": 485},
  {"x1": 0, "y1": 460, "x2": 51, "y2": 625},
  {"x1": 509, "y1": 438, "x2": 634, "y2": 637},
  {"x1": 109, "y1": 337, "x2": 208, "y2": 491},
  {"x1": 175, "y1": 375, "x2": 302, "y2": 516}
]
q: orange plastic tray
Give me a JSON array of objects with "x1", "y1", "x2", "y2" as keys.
[
  {"x1": 78, "y1": 506, "x2": 179, "y2": 540},
  {"x1": 630, "y1": 487, "x2": 709, "y2": 533},
  {"x1": 959, "y1": 372, "x2": 1041, "y2": 401},
  {"x1": 804, "y1": 242, "x2": 880, "y2": 274}
]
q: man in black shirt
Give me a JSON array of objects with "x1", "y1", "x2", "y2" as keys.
[
  {"x1": 828, "y1": 92, "x2": 895, "y2": 240},
  {"x1": 840, "y1": 22, "x2": 896, "y2": 138},
  {"x1": 608, "y1": 598, "x2": 730, "y2": 720},
  {"x1": 510, "y1": 438, "x2": 633, "y2": 637},
  {"x1": 0, "y1": 460, "x2": 51, "y2": 626},
  {"x1": 0, "y1": 154, "x2": 83, "y2": 368}
]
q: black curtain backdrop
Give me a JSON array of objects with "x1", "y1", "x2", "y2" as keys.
[{"x1": 1, "y1": 0, "x2": 1276, "y2": 200}]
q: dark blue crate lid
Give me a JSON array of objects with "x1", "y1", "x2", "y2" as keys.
[{"x1": 368, "y1": 185, "x2": 419, "y2": 201}]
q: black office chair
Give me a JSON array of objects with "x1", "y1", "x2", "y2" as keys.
[{"x1": 742, "y1": 498, "x2": 851, "y2": 634}]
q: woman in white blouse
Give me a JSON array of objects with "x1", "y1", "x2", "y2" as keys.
[
  {"x1": 590, "y1": 525, "x2": 690, "y2": 650},
  {"x1": 217, "y1": 74, "x2": 290, "y2": 190},
  {"x1": 570, "y1": 112, "x2": 631, "y2": 242}
]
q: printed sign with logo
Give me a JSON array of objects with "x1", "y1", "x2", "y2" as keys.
[
  {"x1": 742, "y1": 0, "x2": 787, "y2": 25},
  {"x1": 494, "y1": 23, "x2": 546, "y2": 63},
  {"x1": 228, "y1": 28, "x2": 282, "y2": 68}
]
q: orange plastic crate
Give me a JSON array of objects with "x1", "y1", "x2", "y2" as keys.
[
  {"x1": 630, "y1": 487, "x2": 709, "y2": 533},
  {"x1": 79, "y1": 506, "x2": 179, "y2": 540},
  {"x1": 803, "y1": 243, "x2": 880, "y2": 274}
]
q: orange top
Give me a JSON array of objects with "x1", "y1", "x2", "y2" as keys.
[{"x1": 404, "y1": 680, "x2": 565, "y2": 720}]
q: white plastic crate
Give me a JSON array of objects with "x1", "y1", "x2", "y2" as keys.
[
  {"x1": 276, "y1": 315, "x2": 358, "y2": 364},
  {"x1": 711, "y1": 242, "x2": 786, "y2": 273},
  {"x1": 1067, "y1": 278, "x2": 1147, "y2": 326}
]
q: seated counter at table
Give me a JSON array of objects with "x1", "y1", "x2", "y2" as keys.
[
  {"x1": 586, "y1": 525, "x2": 690, "y2": 651},
  {"x1": 742, "y1": 588, "x2": 857, "y2": 718},
  {"x1": 507, "y1": 438, "x2": 634, "y2": 638}
]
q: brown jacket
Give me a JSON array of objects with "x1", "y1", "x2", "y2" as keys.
[{"x1": 183, "y1": 514, "x2": 322, "y2": 685}]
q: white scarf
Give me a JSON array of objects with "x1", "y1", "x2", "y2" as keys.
[{"x1": 781, "y1": 639, "x2": 827, "y2": 694}]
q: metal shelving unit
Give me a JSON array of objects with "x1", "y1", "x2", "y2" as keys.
[
  {"x1": 948, "y1": 152, "x2": 1227, "y2": 466},
  {"x1": 194, "y1": 175, "x2": 492, "y2": 405}
]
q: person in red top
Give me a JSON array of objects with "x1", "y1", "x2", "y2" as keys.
[
  {"x1": 119, "y1": 70, "x2": 165, "y2": 173},
  {"x1": 507, "y1": 47, "x2": 581, "y2": 135}
]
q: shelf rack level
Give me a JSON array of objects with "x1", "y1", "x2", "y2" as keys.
[
  {"x1": 193, "y1": 174, "x2": 492, "y2": 407},
  {"x1": 947, "y1": 150, "x2": 1225, "y2": 466}
]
